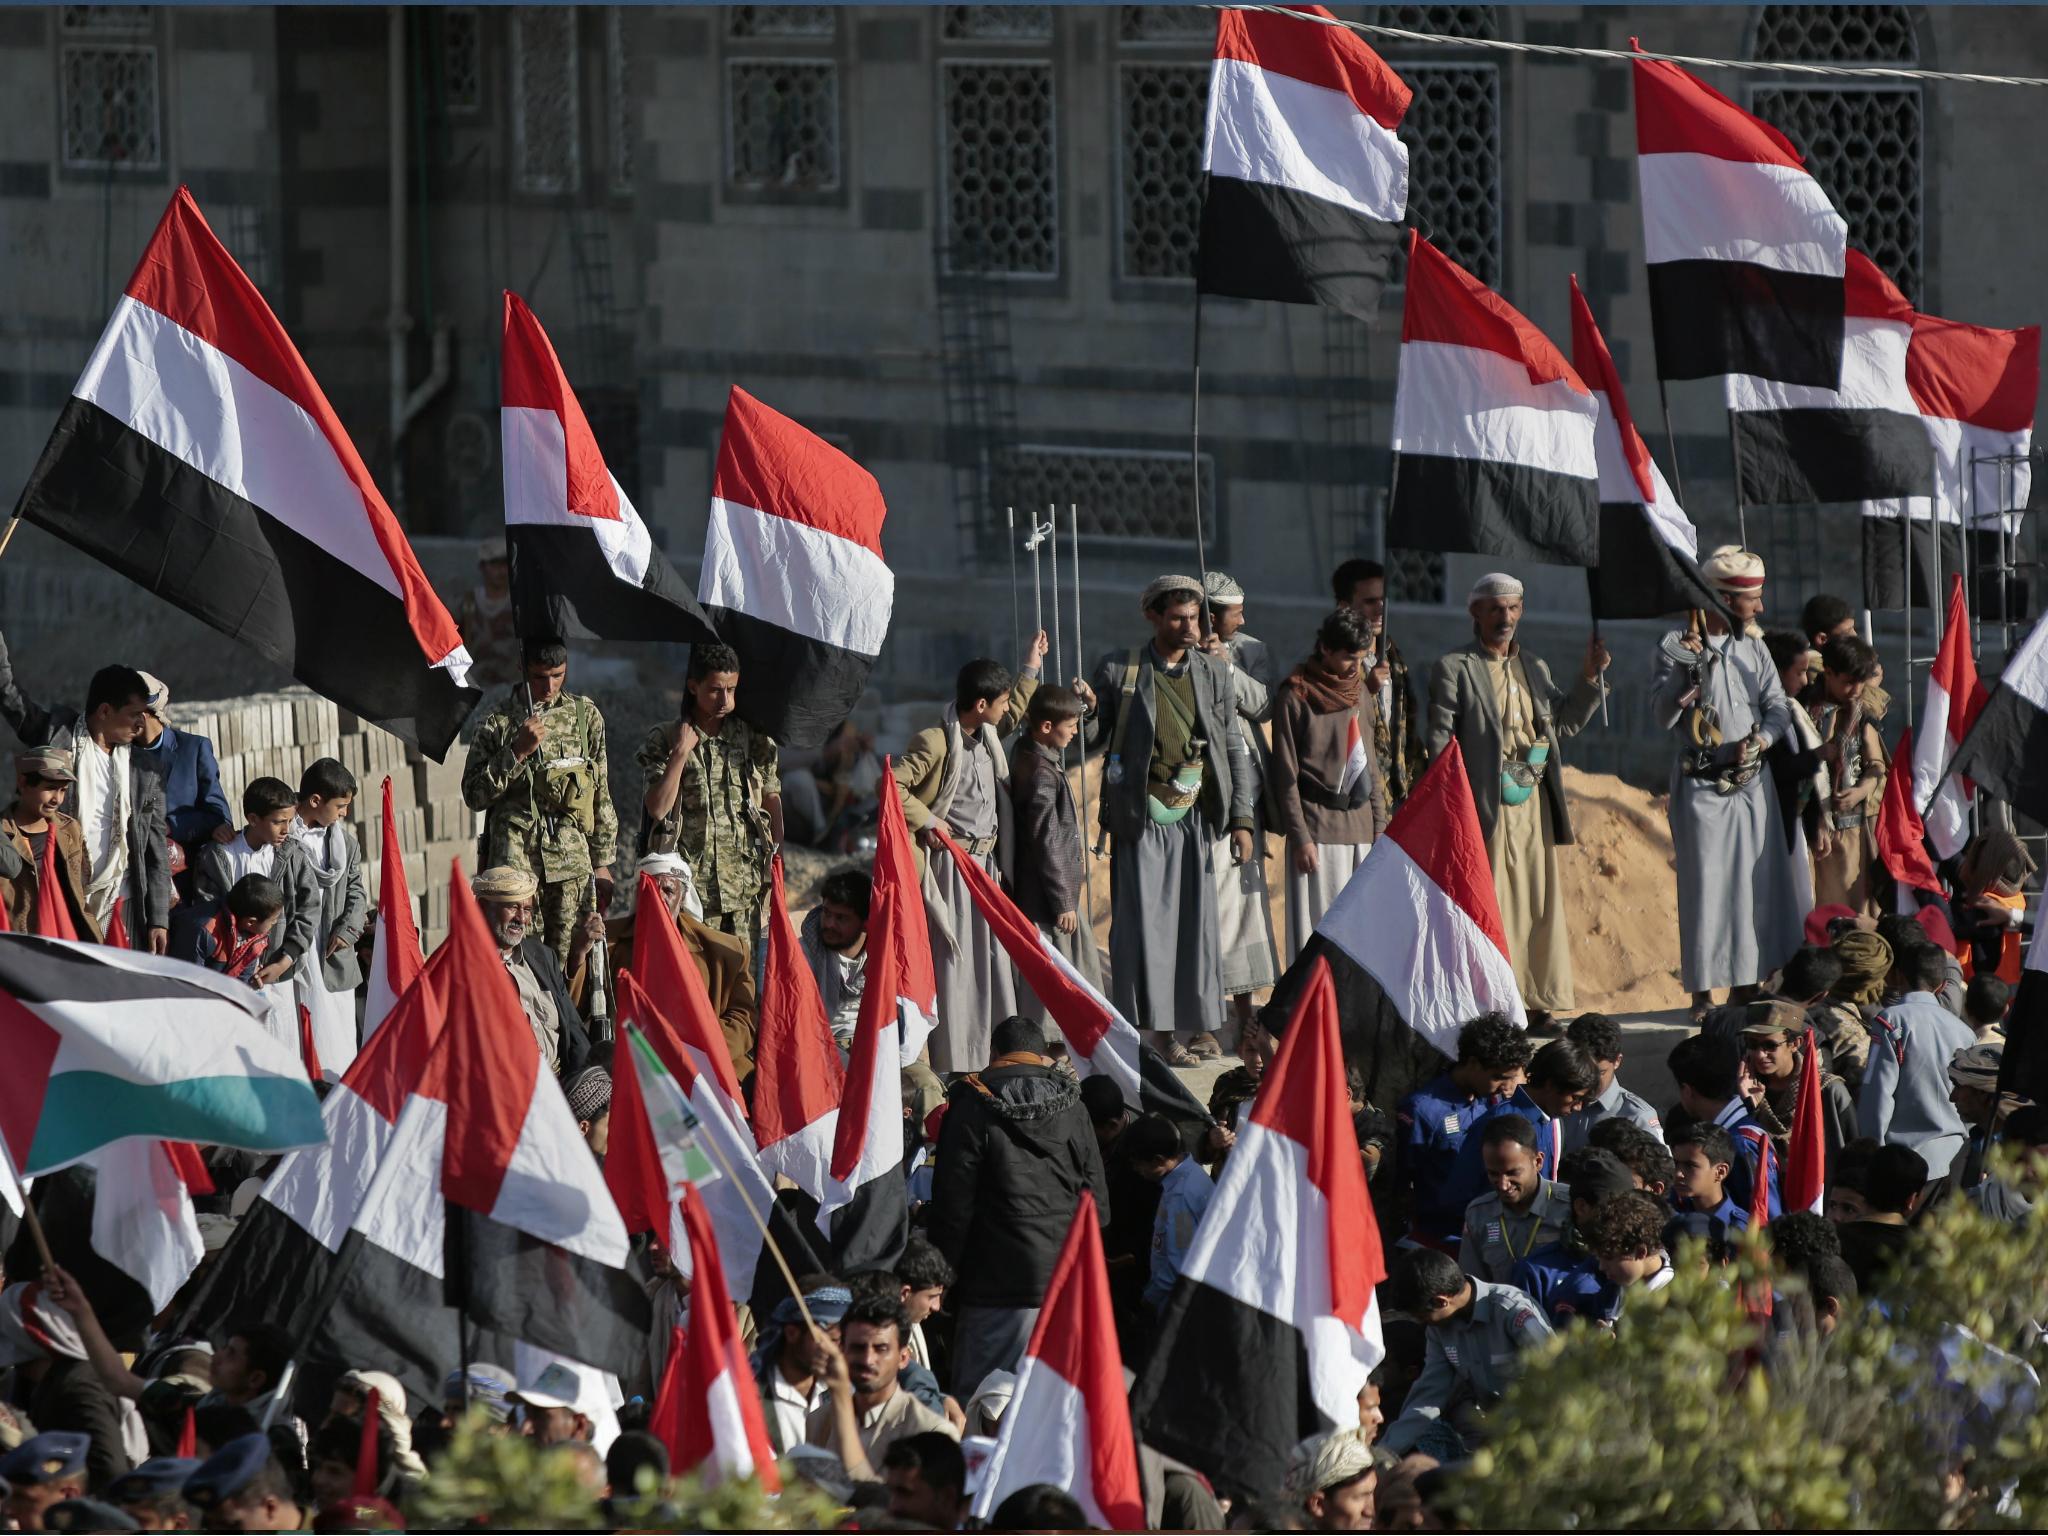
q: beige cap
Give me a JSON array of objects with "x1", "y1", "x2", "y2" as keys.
[{"x1": 470, "y1": 866, "x2": 539, "y2": 903}]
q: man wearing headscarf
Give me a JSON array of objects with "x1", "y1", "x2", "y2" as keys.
[
  {"x1": 1086, "y1": 577, "x2": 1256, "y2": 1063},
  {"x1": 1651, "y1": 548, "x2": 1804, "y2": 1021},
  {"x1": 1199, "y1": 571, "x2": 1280, "y2": 1043},
  {"x1": 1282, "y1": 1427, "x2": 1378, "y2": 1531},
  {"x1": 752, "y1": 1284, "x2": 854, "y2": 1454},
  {"x1": 1426, "y1": 573, "x2": 1610, "y2": 1031},
  {"x1": 1822, "y1": 928, "x2": 1888, "y2": 1085}
]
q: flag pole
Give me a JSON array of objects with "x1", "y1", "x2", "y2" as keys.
[
  {"x1": 1901, "y1": 505, "x2": 1915, "y2": 730},
  {"x1": 1725, "y1": 414, "x2": 1749, "y2": 550},
  {"x1": 1070, "y1": 502, "x2": 1097, "y2": 935},
  {"x1": 0, "y1": 515, "x2": 23, "y2": 565},
  {"x1": 1190, "y1": 287, "x2": 1213, "y2": 637},
  {"x1": 1656, "y1": 380, "x2": 1687, "y2": 505},
  {"x1": 1047, "y1": 505, "x2": 1064, "y2": 687},
  {"x1": 1007, "y1": 507, "x2": 1020, "y2": 665},
  {"x1": 17, "y1": 1198, "x2": 55, "y2": 1277}
]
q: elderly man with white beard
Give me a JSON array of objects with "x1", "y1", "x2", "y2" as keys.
[{"x1": 472, "y1": 864, "x2": 593, "y2": 1081}]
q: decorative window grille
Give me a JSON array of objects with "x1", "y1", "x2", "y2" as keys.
[
  {"x1": 215, "y1": 205, "x2": 272, "y2": 291},
  {"x1": 59, "y1": 6, "x2": 149, "y2": 34},
  {"x1": 1004, "y1": 448, "x2": 1215, "y2": 549},
  {"x1": 726, "y1": 60, "x2": 841, "y2": 193},
  {"x1": 1398, "y1": 63, "x2": 1502, "y2": 285},
  {"x1": 1751, "y1": 9, "x2": 1922, "y2": 303},
  {"x1": 511, "y1": 6, "x2": 580, "y2": 195},
  {"x1": 442, "y1": 7, "x2": 482, "y2": 115},
  {"x1": 1370, "y1": 6, "x2": 1500, "y2": 40},
  {"x1": 727, "y1": 6, "x2": 837, "y2": 40},
  {"x1": 1387, "y1": 548, "x2": 1447, "y2": 606},
  {"x1": 942, "y1": 6, "x2": 1053, "y2": 42},
  {"x1": 607, "y1": 7, "x2": 635, "y2": 193},
  {"x1": 1117, "y1": 64, "x2": 1206, "y2": 282},
  {"x1": 1117, "y1": 6, "x2": 1215, "y2": 44},
  {"x1": 59, "y1": 43, "x2": 161, "y2": 170},
  {"x1": 940, "y1": 62, "x2": 1058, "y2": 276}
]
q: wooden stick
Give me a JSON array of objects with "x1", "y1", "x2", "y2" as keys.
[
  {"x1": 19, "y1": 1197, "x2": 55, "y2": 1276},
  {"x1": 0, "y1": 515, "x2": 23, "y2": 565}
]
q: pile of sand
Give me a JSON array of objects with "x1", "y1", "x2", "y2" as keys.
[{"x1": 1078, "y1": 759, "x2": 1685, "y2": 1018}]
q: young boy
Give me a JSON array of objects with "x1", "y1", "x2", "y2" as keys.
[
  {"x1": 1669, "y1": 1123, "x2": 1748, "y2": 1232},
  {"x1": 194, "y1": 778, "x2": 320, "y2": 994},
  {"x1": 290, "y1": 759, "x2": 367, "y2": 1080},
  {"x1": 1126, "y1": 1113, "x2": 1215, "y2": 1312},
  {"x1": 1380, "y1": 1248, "x2": 1553, "y2": 1457},
  {"x1": 1398, "y1": 1013, "x2": 1532, "y2": 1247},
  {"x1": 1963, "y1": 974, "x2": 2009, "y2": 1042},
  {"x1": 1010, "y1": 685, "x2": 1103, "y2": 1021},
  {"x1": 0, "y1": 748, "x2": 100, "y2": 940},
  {"x1": 1510, "y1": 1146, "x2": 1638, "y2": 1327},
  {"x1": 1803, "y1": 634, "x2": 1888, "y2": 914},
  {"x1": 188, "y1": 873, "x2": 287, "y2": 985},
  {"x1": 1582, "y1": 1190, "x2": 1676, "y2": 1323}
]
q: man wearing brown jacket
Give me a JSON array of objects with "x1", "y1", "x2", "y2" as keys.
[{"x1": 1, "y1": 748, "x2": 102, "y2": 940}]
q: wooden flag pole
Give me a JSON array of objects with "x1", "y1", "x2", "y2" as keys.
[{"x1": 0, "y1": 515, "x2": 24, "y2": 565}]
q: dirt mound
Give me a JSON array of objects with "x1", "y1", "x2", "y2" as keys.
[{"x1": 1078, "y1": 759, "x2": 1683, "y2": 1017}]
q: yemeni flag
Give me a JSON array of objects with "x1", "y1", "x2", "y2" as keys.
[
  {"x1": 1783, "y1": 1029, "x2": 1827, "y2": 1216},
  {"x1": 1875, "y1": 728, "x2": 1943, "y2": 901},
  {"x1": 1632, "y1": 51, "x2": 1847, "y2": 387},
  {"x1": 1337, "y1": 715, "x2": 1369, "y2": 800},
  {"x1": 700, "y1": 387, "x2": 893, "y2": 751},
  {"x1": 871, "y1": 758, "x2": 938, "y2": 1065},
  {"x1": 83, "y1": 1138, "x2": 210, "y2": 1315},
  {"x1": 630, "y1": 872, "x2": 748, "y2": 1127},
  {"x1": 1196, "y1": 3, "x2": 1411, "y2": 321},
  {"x1": 932, "y1": 827, "x2": 1214, "y2": 1135},
  {"x1": 1262, "y1": 739, "x2": 1524, "y2": 1061},
  {"x1": 753, "y1": 860, "x2": 848, "y2": 1207},
  {"x1": 12, "y1": 189, "x2": 478, "y2": 759},
  {"x1": 971, "y1": 1193, "x2": 1143, "y2": 1530},
  {"x1": 1131, "y1": 957, "x2": 1386, "y2": 1504},
  {"x1": 1569, "y1": 276, "x2": 1719, "y2": 620},
  {"x1": 429, "y1": 871, "x2": 651, "y2": 1378},
  {"x1": 1387, "y1": 232, "x2": 1599, "y2": 567},
  {"x1": 819, "y1": 850, "x2": 910, "y2": 1271},
  {"x1": 501, "y1": 294, "x2": 717, "y2": 644},
  {"x1": 0, "y1": 934, "x2": 325, "y2": 1174},
  {"x1": 1912, "y1": 576, "x2": 1986, "y2": 861},
  {"x1": 1948, "y1": 606, "x2": 2048, "y2": 829},
  {"x1": 362, "y1": 776, "x2": 423, "y2": 1039},
  {"x1": 649, "y1": 1187, "x2": 781, "y2": 1492},
  {"x1": 1731, "y1": 252, "x2": 1933, "y2": 506}
]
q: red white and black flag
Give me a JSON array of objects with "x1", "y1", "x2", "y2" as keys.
[
  {"x1": 1911, "y1": 576, "x2": 1985, "y2": 862},
  {"x1": 1388, "y1": 233, "x2": 1599, "y2": 567},
  {"x1": 1131, "y1": 957, "x2": 1386, "y2": 1505},
  {"x1": 1731, "y1": 252, "x2": 1933, "y2": 506},
  {"x1": 1197, "y1": 4, "x2": 1411, "y2": 321},
  {"x1": 700, "y1": 387, "x2": 893, "y2": 751},
  {"x1": 1632, "y1": 51, "x2": 1847, "y2": 387},
  {"x1": 501, "y1": 293, "x2": 717, "y2": 644},
  {"x1": 1948, "y1": 605, "x2": 2048, "y2": 831},
  {"x1": 1569, "y1": 277, "x2": 1719, "y2": 621},
  {"x1": 12, "y1": 189, "x2": 478, "y2": 758}
]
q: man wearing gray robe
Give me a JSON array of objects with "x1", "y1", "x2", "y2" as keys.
[
  {"x1": 1651, "y1": 546, "x2": 1806, "y2": 1019},
  {"x1": 1202, "y1": 571, "x2": 1280, "y2": 1044},
  {"x1": 1087, "y1": 576, "x2": 1255, "y2": 1064}
]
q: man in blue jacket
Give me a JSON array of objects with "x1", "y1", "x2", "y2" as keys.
[{"x1": 132, "y1": 672, "x2": 235, "y2": 864}]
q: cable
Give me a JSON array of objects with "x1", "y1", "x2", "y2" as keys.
[{"x1": 1210, "y1": 3, "x2": 2048, "y2": 88}]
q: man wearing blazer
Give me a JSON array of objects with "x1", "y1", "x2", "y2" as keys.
[
  {"x1": 1085, "y1": 575, "x2": 1255, "y2": 1064},
  {"x1": 1427, "y1": 572, "x2": 1609, "y2": 1032}
]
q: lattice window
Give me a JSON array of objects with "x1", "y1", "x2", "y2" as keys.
[
  {"x1": 943, "y1": 6, "x2": 1053, "y2": 42},
  {"x1": 607, "y1": 7, "x2": 635, "y2": 193},
  {"x1": 1753, "y1": 84, "x2": 1921, "y2": 302},
  {"x1": 726, "y1": 60, "x2": 841, "y2": 193},
  {"x1": 1118, "y1": 65, "x2": 1206, "y2": 282},
  {"x1": 1387, "y1": 548, "x2": 1448, "y2": 605},
  {"x1": 727, "y1": 6, "x2": 837, "y2": 39},
  {"x1": 59, "y1": 6, "x2": 149, "y2": 34},
  {"x1": 1399, "y1": 64, "x2": 1501, "y2": 285},
  {"x1": 512, "y1": 7, "x2": 580, "y2": 195},
  {"x1": 1370, "y1": 6, "x2": 1499, "y2": 40},
  {"x1": 941, "y1": 62, "x2": 1058, "y2": 277},
  {"x1": 215, "y1": 205, "x2": 272, "y2": 292},
  {"x1": 59, "y1": 44, "x2": 161, "y2": 170},
  {"x1": 1117, "y1": 6, "x2": 1215, "y2": 44},
  {"x1": 442, "y1": 7, "x2": 482, "y2": 115},
  {"x1": 1752, "y1": 5, "x2": 1917, "y2": 63},
  {"x1": 1005, "y1": 448, "x2": 1216, "y2": 548}
]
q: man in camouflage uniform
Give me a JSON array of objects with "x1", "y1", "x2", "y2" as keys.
[
  {"x1": 455, "y1": 538, "x2": 525, "y2": 692},
  {"x1": 461, "y1": 636, "x2": 618, "y2": 967},
  {"x1": 639, "y1": 641, "x2": 781, "y2": 962}
]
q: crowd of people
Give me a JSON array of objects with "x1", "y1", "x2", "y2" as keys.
[{"x1": 0, "y1": 538, "x2": 2039, "y2": 1533}]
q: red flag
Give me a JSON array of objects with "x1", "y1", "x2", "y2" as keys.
[
  {"x1": 296, "y1": 1004, "x2": 324, "y2": 1085},
  {"x1": 1783, "y1": 1029, "x2": 1827, "y2": 1216},
  {"x1": 352, "y1": 1386, "x2": 381, "y2": 1496},
  {"x1": 754, "y1": 856, "x2": 845, "y2": 1199},
  {"x1": 363, "y1": 775, "x2": 423, "y2": 1037},
  {"x1": 176, "y1": 1404, "x2": 196, "y2": 1458},
  {"x1": 974, "y1": 1192, "x2": 1144, "y2": 1529},
  {"x1": 872, "y1": 756, "x2": 937, "y2": 1062},
  {"x1": 630, "y1": 872, "x2": 747, "y2": 1125},
  {"x1": 603, "y1": 975, "x2": 683, "y2": 1250},
  {"x1": 1874, "y1": 727, "x2": 1942, "y2": 893},
  {"x1": 658, "y1": 1185, "x2": 781, "y2": 1491},
  {"x1": 30, "y1": 832, "x2": 78, "y2": 940}
]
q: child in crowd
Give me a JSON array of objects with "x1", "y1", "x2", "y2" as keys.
[
  {"x1": 192, "y1": 874, "x2": 287, "y2": 986},
  {"x1": 1582, "y1": 1190, "x2": 1676, "y2": 1324},
  {"x1": 1126, "y1": 1114, "x2": 1215, "y2": 1312},
  {"x1": 193, "y1": 777, "x2": 320, "y2": 1038},
  {"x1": 1669, "y1": 1123, "x2": 1748, "y2": 1232},
  {"x1": 1963, "y1": 974, "x2": 2009, "y2": 1042},
  {"x1": 1511, "y1": 1146, "x2": 1638, "y2": 1327},
  {"x1": 1009, "y1": 686, "x2": 1103, "y2": 1019},
  {"x1": 1459, "y1": 1115, "x2": 1568, "y2": 1285},
  {"x1": 0, "y1": 747, "x2": 99, "y2": 940},
  {"x1": 290, "y1": 759, "x2": 367, "y2": 1081}
]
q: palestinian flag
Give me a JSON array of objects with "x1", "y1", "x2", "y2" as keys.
[
  {"x1": 629, "y1": 872, "x2": 748, "y2": 1127},
  {"x1": 700, "y1": 387, "x2": 893, "y2": 751},
  {"x1": 1569, "y1": 276, "x2": 1719, "y2": 621},
  {"x1": 1197, "y1": 3, "x2": 1411, "y2": 321},
  {"x1": 1912, "y1": 576, "x2": 1985, "y2": 861},
  {"x1": 500, "y1": 293, "x2": 716, "y2": 644},
  {"x1": 1632, "y1": 51, "x2": 1846, "y2": 386},
  {"x1": 362, "y1": 776, "x2": 422, "y2": 1039},
  {"x1": 971, "y1": 1193, "x2": 1143, "y2": 1530},
  {"x1": 871, "y1": 757, "x2": 938, "y2": 1065},
  {"x1": 1130, "y1": 958, "x2": 1386, "y2": 1504},
  {"x1": 1730, "y1": 252, "x2": 1933, "y2": 506},
  {"x1": 12, "y1": 188, "x2": 477, "y2": 759},
  {"x1": 1949, "y1": 606, "x2": 2048, "y2": 829},
  {"x1": 932, "y1": 827, "x2": 1215, "y2": 1135},
  {"x1": 1262, "y1": 739, "x2": 1524, "y2": 1061},
  {"x1": 0, "y1": 934, "x2": 325, "y2": 1174},
  {"x1": 1387, "y1": 232, "x2": 1598, "y2": 567}
]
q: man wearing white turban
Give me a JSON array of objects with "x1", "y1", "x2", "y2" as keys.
[
  {"x1": 1426, "y1": 574, "x2": 1610, "y2": 1029},
  {"x1": 1651, "y1": 547, "x2": 1805, "y2": 1019}
]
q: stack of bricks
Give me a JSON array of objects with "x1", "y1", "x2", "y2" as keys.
[{"x1": 161, "y1": 687, "x2": 482, "y2": 952}]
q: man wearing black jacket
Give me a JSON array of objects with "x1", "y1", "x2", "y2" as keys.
[
  {"x1": 473, "y1": 865, "x2": 593, "y2": 1082},
  {"x1": 927, "y1": 1016, "x2": 1108, "y2": 1399}
]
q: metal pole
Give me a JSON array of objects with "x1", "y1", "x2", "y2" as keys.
[
  {"x1": 1007, "y1": 506, "x2": 1020, "y2": 664},
  {"x1": 1725, "y1": 414, "x2": 1749, "y2": 551},
  {"x1": 1070, "y1": 502, "x2": 1097, "y2": 934},
  {"x1": 1047, "y1": 504, "x2": 1064, "y2": 686},
  {"x1": 1901, "y1": 505, "x2": 1915, "y2": 730},
  {"x1": 1190, "y1": 288, "x2": 1213, "y2": 636},
  {"x1": 1930, "y1": 496, "x2": 1946, "y2": 652},
  {"x1": 1029, "y1": 516, "x2": 1044, "y2": 640},
  {"x1": 1657, "y1": 378, "x2": 1687, "y2": 505}
]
